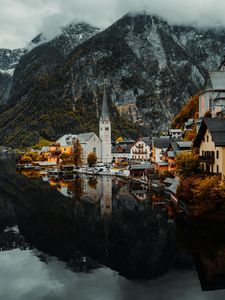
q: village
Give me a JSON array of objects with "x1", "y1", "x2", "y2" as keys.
[{"x1": 14, "y1": 57, "x2": 225, "y2": 216}]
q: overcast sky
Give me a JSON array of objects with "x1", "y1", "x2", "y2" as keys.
[{"x1": 1, "y1": 0, "x2": 225, "y2": 49}]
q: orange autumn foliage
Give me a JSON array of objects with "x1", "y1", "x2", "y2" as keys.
[{"x1": 171, "y1": 94, "x2": 199, "y2": 129}]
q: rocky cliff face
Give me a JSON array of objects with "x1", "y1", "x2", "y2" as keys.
[
  {"x1": 0, "y1": 13, "x2": 225, "y2": 147},
  {"x1": 0, "y1": 48, "x2": 25, "y2": 104}
]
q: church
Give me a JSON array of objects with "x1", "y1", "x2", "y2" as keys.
[
  {"x1": 56, "y1": 86, "x2": 112, "y2": 164},
  {"x1": 199, "y1": 55, "x2": 225, "y2": 118}
]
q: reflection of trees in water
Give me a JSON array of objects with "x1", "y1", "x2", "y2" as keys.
[
  {"x1": 88, "y1": 177, "x2": 97, "y2": 189},
  {"x1": 69, "y1": 178, "x2": 84, "y2": 200},
  {"x1": 0, "y1": 157, "x2": 194, "y2": 279},
  {"x1": 176, "y1": 216, "x2": 225, "y2": 290}
]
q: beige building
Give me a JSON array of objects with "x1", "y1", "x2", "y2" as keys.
[
  {"x1": 131, "y1": 138, "x2": 151, "y2": 161},
  {"x1": 194, "y1": 118, "x2": 225, "y2": 179}
]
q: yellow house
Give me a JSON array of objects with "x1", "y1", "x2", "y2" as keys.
[{"x1": 194, "y1": 118, "x2": 225, "y2": 180}]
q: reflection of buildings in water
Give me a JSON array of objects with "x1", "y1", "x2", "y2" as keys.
[
  {"x1": 81, "y1": 177, "x2": 102, "y2": 204},
  {"x1": 100, "y1": 177, "x2": 112, "y2": 216},
  {"x1": 50, "y1": 176, "x2": 112, "y2": 216},
  {"x1": 131, "y1": 185, "x2": 148, "y2": 202}
]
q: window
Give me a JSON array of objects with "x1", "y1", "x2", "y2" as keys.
[
  {"x1": 93, "y1": 147, "x2": 96, "y2": 153},
  {"x1": 217, "y1": 165, "x2": 219, "y2": 174},
  {"x1": 202, "y1": 150, "x2": 204, "y2": 156},
  {"x1": 105, "y1": 127, "x2": 109, "y2": 130},
  {"x1": 216, "y1": 150, "x2": 219, "y2": 159},
  {"x1": 206, "y1": 135, "x2": 209, "y2": 142},
  {"x1": 64, "y1": 148, "x2": 66, "y2": 152}
]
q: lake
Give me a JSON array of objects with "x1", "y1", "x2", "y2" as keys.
[{"x1": 0, "y1": 154, "x2": 225, "y2": 300}]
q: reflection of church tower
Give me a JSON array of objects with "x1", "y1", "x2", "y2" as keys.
[
  {"x1": 100, "y1": 177, "x2": 112, "y2": 216},
  {"x1": 99, "y1": 86, "x2": 112, "y2": 164}
]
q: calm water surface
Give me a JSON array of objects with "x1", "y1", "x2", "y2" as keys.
[{"x1": 0, "y1": 154, "x2": 225, "y2": 300}]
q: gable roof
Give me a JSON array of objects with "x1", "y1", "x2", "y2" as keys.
[
  {"x1": 194, "y1": 118, "x2": 225, "y2": 147},
  {"x1": 78, "y1": 132, "x2": 96, "y2": 143},
  {"x1": 177, "y1": 141, "x2": 192, "y2": 149},
  {"x1": 203, "y1": 71, "x2": 225, "y2": 91},
  {"x1": 152, "y1": 137, "x2": 173, "y2": 149},
  {"x1": 112, "y1": 144, "x2": 131, "y2": 154},
  {"x1": 142, "y1": 137, "x2": 152, "y2": 146},
  {"x1": 56, "y1": 134, "x2": 78, "y2": 146}
]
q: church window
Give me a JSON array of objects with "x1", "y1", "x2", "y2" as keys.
[
  {"x1": 93, "y1": 147, "x2": 96, "y2": 153},
  {"x1": 105, "y1": 127, "x2": 109, "y2": 130},
  {"x1": 206, "y1": 135, "x2": 209, "y2": 142}
]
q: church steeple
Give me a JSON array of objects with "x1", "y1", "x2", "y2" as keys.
[
  {"x1": 101, "y1": 85, "x2": 110, "y2": 121},
  {"x1": 99, "y1": 85, "x2": 112, "y2": 164}
]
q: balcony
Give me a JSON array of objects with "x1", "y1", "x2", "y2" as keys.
[
  {"x1": 132, "y1": 151, "x2": 148, "y2": 155},
  {"x1": 199, "y1": 155, "x2": 215, "y2": 164}
]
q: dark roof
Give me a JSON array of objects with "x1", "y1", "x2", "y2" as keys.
[
  {"x1": 177, "y1": 141, "x2": 192, "y2": 149},
  {"x1": 112, "y1": 144, "x2": 131, "y2": 153},
  {"x1": 170, "y1": 141, "x2": 180, "y2": 151},
  {"x1": 194, "y1": 118, "x2": 225, "y2": 147},
  {"x1": 142, "y1": 137, "x2": 152, "y2": 146},
  {"x1": 152, "y1": 137, "x2": 173, "y2": 149}
]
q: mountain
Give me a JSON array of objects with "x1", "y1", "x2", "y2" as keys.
[
  {"x1": 1, "y1": 13, "x2": 225, "y2": 148},
  {"x1": 7, "y1": 23, "x2": 100, "y2": 107},
  {"x1": 0, "y1": 48, "x2": 25, "y2": 104}
]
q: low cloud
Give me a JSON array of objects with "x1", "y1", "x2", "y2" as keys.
[{"x1": 1, "y1": 0, "x2": 225, "y2": 49}]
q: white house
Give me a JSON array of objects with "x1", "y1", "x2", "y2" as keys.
[
  {"x1": 78, "y1": 132, "x2": 102, "y2": 163},
  {"x1": 168, "y1": 129, "x2": 183, "y2": 139},
  {"x1": 130, "y1": 139, "x2": 151, "y2": 161}
]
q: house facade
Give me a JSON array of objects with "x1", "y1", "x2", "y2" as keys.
[
  {"x1": 161, "y1": 141, "x2": 192, "y2": 173},
  {"x1": 78, "y1": 132, "x2": 102, "y2": 163},
  {"x1": 130, "y1": 139, "x2": 151, "y2": 161},
  {"x1": 194, "y1": 118, "x2": 225, "y2": 179},
  {"x1": 56, "y1": 134, "x2": 77, "y2": 155},
  {"x1": 151, "y1": 138, "x2": 172, "y2": 171}
]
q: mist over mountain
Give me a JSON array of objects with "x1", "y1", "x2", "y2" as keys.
[{"x1": 0, "y1": 13, "x2": 224, "y2": 147}]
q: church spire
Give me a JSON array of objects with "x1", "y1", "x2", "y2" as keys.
[{"x1": 101, "y1": 85, "x2": 110, "y2": 121}]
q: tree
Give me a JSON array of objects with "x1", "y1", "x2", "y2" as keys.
[
  {"x1": 171, "y1": 94, "x2": 199, "y2": 129},
  {"x1": 87, "y1": 152, "x2": 97, "y2": 167},
  {"x1": 175, "y1": 152, "x2": 199, "y2": 178},
  {"x1": 183, "y1": 127, "x2": 196, "y2": 141},
  {"x1": 20, "y1": 155, "x2": 32, "y2": 163},
  {"x1": 192, "y1": 176, "x2": 224, "y2": 203},
  {"x1": 72, "y1": 139, "x2": 83, "y2": 166},
  {"x1": 59, "y1": 152, "x2": 72, "y2": 164},
  {"x1": 204, "y1": 110, "x2": 212, "y2": 118}
]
